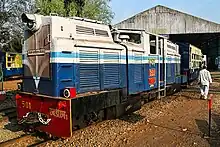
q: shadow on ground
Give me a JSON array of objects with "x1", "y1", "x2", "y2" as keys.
[
  {"x1": 179, "y1": 93, "x2": 201, "y2": 100},
  {"x1": 195, "y1": 113, "x2": 220, "y2": 147},
  {"x1": 120, "y1": 112, "x2": 145, "y2": 124}
]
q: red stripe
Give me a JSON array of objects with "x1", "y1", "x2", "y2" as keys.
[{"x1": 208, "y1": 94, "x2": 213, "y2": 110}]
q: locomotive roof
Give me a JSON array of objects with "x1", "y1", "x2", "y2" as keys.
[{"x1": 117, "y1": 28, "x2": 168, "y2": 38}]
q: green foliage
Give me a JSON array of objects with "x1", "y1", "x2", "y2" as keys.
[
  {"x1": 36, "y1": 0, "x2": 114, "y2": 24},
  {"x1": 83, "y1": 0, "x2": 113, "y2": 24},
  {"x1": 0, "y1": 0, "x2": 114, "y2": 53},
  {"x1": 36, "y1": 0, "x2": 67, "y2": 16},
  {"x1": 0, "y1": 0, "x2": 35, "y2": 53}
]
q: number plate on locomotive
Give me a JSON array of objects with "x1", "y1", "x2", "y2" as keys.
[{"x1": 21, "y1": 101, "x2": 31, "y2": 109}]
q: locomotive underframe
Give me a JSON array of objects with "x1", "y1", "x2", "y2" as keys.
[
  {"x1": 16, "y1": 81, "x2": 183, "y2": 138},
  {"x1": 16, "y1": 89, "x2": 143, "y2": 138}
]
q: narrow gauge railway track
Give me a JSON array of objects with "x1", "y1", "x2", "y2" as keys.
[
  {"x1": 182, "y1": 88, "x2": 220, "y2": 94},
  {"x1": 0, "y1": 107, "x2": 17, "y2": 120},
  {"x1": 0, "y1": 108, "x2": 53, "y2": 146},
  {"x1": 0, "y1": 134, "x2": 31, "y2": 147},
  {"x1": 0, "y1": 133, "x2": 52, "y2": 147}
]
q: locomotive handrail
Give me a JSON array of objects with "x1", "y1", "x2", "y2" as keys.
[{"x1": 131, "y1": 49, "x2": 145, "y2": 52}]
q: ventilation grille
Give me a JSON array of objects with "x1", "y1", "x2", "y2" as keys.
[
  {"x1": 79, "y1": 50, "x2": 100, "y2": 89},
  {"x1": 76, "y1": 25, "x2": 94, "y2": 35},
  {"x1": 134, "y1": 53, "x2": 143, "y2": 83},
  {"x1": 103, "y1": 52, "x2": 120, "y2": 87},
  {"x1": 95, "y1": 29, "x2": 109, "y2": 37},
  {"x1": 76, "y1": 25, "x2": 109, "y2": 37}
]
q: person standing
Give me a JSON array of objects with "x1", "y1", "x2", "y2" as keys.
[{"x1": 198, "y1": 65, "x2": 212, "y2": 99}]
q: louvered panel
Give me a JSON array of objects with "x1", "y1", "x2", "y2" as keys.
[
  {"x1": 79, "y1": 50, "x2": 100, "y2": 89},
  {"x1": 76, "y1": 25, "x2": 94, "y2": 35},
  {"x1": 95, "y1": 29, "x2": 109, "y2": 37},
  {"x1": 134, "y1": 53, "x2": 143, "y2": 83},
  {"x1": 103, "y1": 52, "x2": 120, "y2": 87}
]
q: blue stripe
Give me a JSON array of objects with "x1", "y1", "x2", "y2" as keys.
[
  {"x1": 22, "y1": 52, "x2": 180, "y2": 62},
  {"x1": 49, "y1": 52, "x2": 180, "y2": 61},
  {"x1": 50, "y1": 52, "x2": 77, "y2": 58}
]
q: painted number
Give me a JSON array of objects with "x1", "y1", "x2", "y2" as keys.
[
  {"x1": 22, "y1": 101, "x2": 31, "y2": 109},
  {"x1": 149, "y1": 69, "x2": 156, "y2": 77}
]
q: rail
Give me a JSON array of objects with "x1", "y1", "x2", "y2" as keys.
[
  {"x1": 0, "y1": 133, "x2": 52, "y2": 147},
  {"x1": 182, "y1": 88, "x2": 220, "y2": 94}
]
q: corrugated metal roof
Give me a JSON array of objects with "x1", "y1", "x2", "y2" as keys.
[{"x1": 115, "y1": 5, "x2": 220, "y2": 34}]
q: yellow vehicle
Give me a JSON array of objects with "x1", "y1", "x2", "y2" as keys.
[
  {"x1": 0, "y1": 51, "x2": 23, "y2": 78},
  {"x1": 190, "y1": 44, "x2": 203, "y2": 69},
  {"x1": 177, "y1": 42, "x2": 203, "y2": 84}
]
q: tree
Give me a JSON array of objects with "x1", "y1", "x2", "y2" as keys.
[
  {"x1": 64, "y1": 0, "x2": 85, "y2": 17},
  {"x1": 0, "y1": 0, "x2": 35, "y2": 52},
  {"x1": 0, "y1": 0, "x2": 114, "y2": 52},
  {"x1": 83, "y1": 0, "x2": 113, "y2": 24},
  {"x1": 36, "y1": 0, "x2": 114, "y2": 24},
  {"x1": 35, "y1": 0, "x2": 66, "y2": 16}
]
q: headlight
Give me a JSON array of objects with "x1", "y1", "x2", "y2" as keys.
[{"x1": 21, "y1": 13, "x2": 42, "y2": 32}]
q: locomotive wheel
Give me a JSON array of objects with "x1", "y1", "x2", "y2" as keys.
[
  {"x1": 97, "y1": 110, "x2": 105, "y2": 122},
  {"x1": 105, "y1": 106, "x2": 116, "y2": 120}
]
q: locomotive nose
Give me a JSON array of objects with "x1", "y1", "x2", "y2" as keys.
[{"x1": 21, "y1": 13, "x2": 42, "y2": 32}]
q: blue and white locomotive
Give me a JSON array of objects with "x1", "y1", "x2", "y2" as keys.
[
  {"x1": 112, "y1": 29, "x2": 181, "y2": 95},
  {"x1": 16, "y1": 13, "x2": 181, "y2": 138}
]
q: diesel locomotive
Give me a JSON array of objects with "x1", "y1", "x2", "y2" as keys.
[{"x1": 16, "y1": 13, "x2": 200, "y2": 138}]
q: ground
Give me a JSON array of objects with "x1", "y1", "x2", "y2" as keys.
[
  {"x1": 45, "y1": 80, "x2": 220, "y2": 147},
  {"x1": 0, "y1": 76, "x2": 220, "y2": 147}
]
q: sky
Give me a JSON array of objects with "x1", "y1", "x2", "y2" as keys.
[{"x1": 110, "y1": 0, "x2": 220, "y2": 24}]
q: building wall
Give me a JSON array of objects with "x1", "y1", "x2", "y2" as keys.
[
  {"x1": 115, "y1": 6, "x2": 220, "y2": 34},
  {"x1": 201, "y1": 37, "x2": 220, "y2": 70}
]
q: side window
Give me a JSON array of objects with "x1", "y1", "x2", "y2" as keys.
[
  {"x1": 119, "y1": 33, "x2": 141, "y2": 44},
  {"x1": 150, "y1": 35, "x2": 156, "y2": 54}
]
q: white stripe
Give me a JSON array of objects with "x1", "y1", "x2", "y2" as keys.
[{"x1": 24, "y1": 58, "x2": 180, "y2": 64}]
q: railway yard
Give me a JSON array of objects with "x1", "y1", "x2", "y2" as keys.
[
  {"x1": 0, "y1": 72, "x2": 219, "y2": 147},
  {"x1": 1, "y1": 1, "x2": 220, "y2": 147}
]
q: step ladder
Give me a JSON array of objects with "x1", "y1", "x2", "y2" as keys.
[
  {"x1": 158, "y1": 38, "x2": 166, "y2": 100},
  {"x1": 158, "y1": 87, "x2": 166, "y2": 98}
]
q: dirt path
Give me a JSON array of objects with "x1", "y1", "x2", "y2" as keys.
[
  {"x1": 41, "y1": 91, "x2": 220, "y2": 147},
  {"x1": 118, "y1": 93, "x2": 210, "y2": 147},
  {"x1": 1, "y1": 78, "x2": 220, "y2": 147}
]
